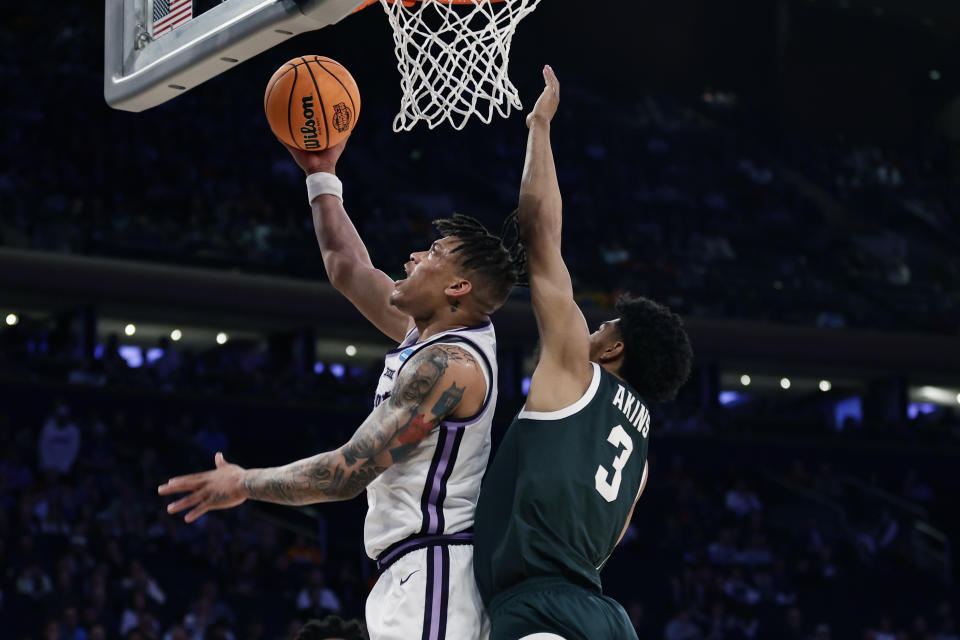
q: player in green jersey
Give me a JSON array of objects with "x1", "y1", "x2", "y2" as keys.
[{"x1": 473, "y1": 67, "x2": 694, "y2": 640}]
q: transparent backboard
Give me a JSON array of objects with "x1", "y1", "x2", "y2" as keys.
[{"x1": 105, "y1": 0, "x2": 366, "y2": 112}]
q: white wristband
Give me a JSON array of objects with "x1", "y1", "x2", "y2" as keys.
[{"x1": 306, "y1": 172, "x2": 343, "y2": 205}]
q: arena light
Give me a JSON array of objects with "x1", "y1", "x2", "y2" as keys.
[
  {"x1": 930, "y1": 70, "x2": 942, "y2": 81},
  {"x1": 170, "y1": 329, "x2": 182, "y2": 341},
  {"x1": 124, "y1": 323, "x2": 136, "y2": 336},
  {"x1": 216, "y1": 332, "x2": 229, "y2": 345},
  {"x1": 740, "y1": 374, "x2": 751, "y2": 387},
  {"x1": 835, "y1": 396, "x2": 863, "y2": 430},
  {"x1": 907, "y1": 402, "x2": 937, "y2": 419},
  {"x1": 956, "y1": 393, "x2": 960, "y2": 406},
  {"x1": 718, "y1": 391, "x2": 744, "y2": 406},
  {"x1": 917, "y1": 386, "x2": 956, "y2": 405},
  {"x1": 5, "y1": 313, "x2": 18, "y2": 326},
  {"x1": 345, "y1": 345, "x2": 357, "y2": 357},
  {"x1": 314, "y1": 362, "x2": 326, "y2": 374},
  {"x1": 819, "y1": 380, "x2": 832, "y2": 392},
  {"x1": 780, "y1": 377, "x2": 791, "y2": 390},
  {"x1": 118, "y1": 345, "x2": 143, "y2": 368}
]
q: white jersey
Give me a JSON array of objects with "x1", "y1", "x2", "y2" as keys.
[{"x1": 364, "y1": 321, "x2": 498, "y2": 560}]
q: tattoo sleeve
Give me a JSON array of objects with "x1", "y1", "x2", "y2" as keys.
[{"x1": 241, "y1": 344, "x2": 480, "y2": 505}]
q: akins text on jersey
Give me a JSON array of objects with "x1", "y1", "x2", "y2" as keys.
[{"x1": 612, "y1": 385, "x2": 651, "y2": 437}]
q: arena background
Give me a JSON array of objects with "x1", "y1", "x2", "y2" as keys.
[{"x1": 1, "y1": 1, "x2": 959, "y2": 639}]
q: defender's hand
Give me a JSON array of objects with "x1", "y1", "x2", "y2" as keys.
[
  {"x1": 281, "y1": 138, "x2": 348, "y2": 176},
  {"x1": 158, "y1": 452, "x2": 248, "y2": 523},
  {"x1": 526, "y1": 65, "x2": 560, "y2": 128}
]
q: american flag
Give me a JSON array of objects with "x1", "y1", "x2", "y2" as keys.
[{"x1": 151, "y1": 0, "x2": 193, "y2": 38}]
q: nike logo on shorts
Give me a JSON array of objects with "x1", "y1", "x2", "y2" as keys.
[{"x1": 400, "y1": 570, "x2": 420, "y2": 585}]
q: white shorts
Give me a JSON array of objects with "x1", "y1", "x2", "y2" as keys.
[{"x1": 366, "y1": 544, "x2": 490, "y2": 640}]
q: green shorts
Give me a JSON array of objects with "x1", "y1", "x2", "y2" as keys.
[{"x1": 487, "y1": 577, "x2": 638, "y2": 640}]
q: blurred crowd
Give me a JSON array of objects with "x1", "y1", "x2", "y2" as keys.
[
  {"x1": 1, "y1": 9, "x2": 959, "y2": 334},
  {"x1": 1, "y1": 398, "x2": 371, "y2": 640},
  {"x1": 4, "y1": 311, "x2": 960, "y2": 446},
  {"x1": 2, "y1": 392, "x2": 957, "y2": 640},
  {"x1": 613, "y1": 453, "x2": 957, "y2": 640},
  {"x1": 0, "y1": 318, "x2": 381, "y2": 407}
]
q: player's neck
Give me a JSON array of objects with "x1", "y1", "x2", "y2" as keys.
[
  {"x1": 415, "y1": 309, "x2": 489, "y2": 342},
  {"x1": 599, "y1": 360, "x2": 626, "y2": 383}
]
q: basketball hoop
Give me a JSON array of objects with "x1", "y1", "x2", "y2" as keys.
[{"x1": 357, "y1": 0, "x2": 542, "y2": 131}]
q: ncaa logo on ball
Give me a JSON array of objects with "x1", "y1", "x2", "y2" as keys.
[{"x1": 333, "y1": 102, "x2": 352, "y2": 133}]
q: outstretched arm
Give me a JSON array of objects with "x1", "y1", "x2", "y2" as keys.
[
  {"x1": 158, "y1": 343, "x2": 485, "y2": 522},
  {"x1": 519, "y1": 66, "x2": 594, "y2": 412},
  {"x1": 286, "y1": 141, "x2": 412, "y2": 343}
]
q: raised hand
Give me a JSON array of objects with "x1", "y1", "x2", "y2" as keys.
[
  {"x1": 158, "y1": 452, "x2": 248, "y2": 523},
  {"x1": 526, "y1": 65, "x2": 560, "y2": 128},
  {"x1": 281, "y1": 137, "x2": 348, "y2": 176}
]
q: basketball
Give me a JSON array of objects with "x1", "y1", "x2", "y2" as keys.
[{"x1": 264, "y1": 56, "x2": 361, "y2": 151}]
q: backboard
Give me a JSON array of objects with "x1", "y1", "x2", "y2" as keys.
[{"x1": 104, "y1": 0, "x2": 367, "y2": 112}]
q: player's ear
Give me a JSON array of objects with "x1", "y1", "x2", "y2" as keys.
[
  {"x1": 444, "y1": 278, "x2": 472, "y2": 299},
  {"x1": 600, "y1": 340, "x2": 624, "y2": 363}
]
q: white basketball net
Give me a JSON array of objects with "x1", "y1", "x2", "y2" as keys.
[{"x1": 377, "y1": 0, "x2": 542, "y2": 131}]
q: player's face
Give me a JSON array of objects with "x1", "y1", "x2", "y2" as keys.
[
  {"x1": 390, "y1": 236, "x2": 464, "y2": 315},
  {"x1": 588, "y1": 318, "x2": 621, "y2": 363}
]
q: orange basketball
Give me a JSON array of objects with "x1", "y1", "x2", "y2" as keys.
[{"x1": 264, "y1": 56, "x2": 361, "y2": 151}]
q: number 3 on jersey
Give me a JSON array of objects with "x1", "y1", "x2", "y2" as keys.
[{"x1": 595, "y1": 425, "x2": 633, "y2": 502}]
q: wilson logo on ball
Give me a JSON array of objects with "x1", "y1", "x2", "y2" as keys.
[
  {"x1": 300, "y1": 95, "x2": 321, "y2": 149},
  {"x1": 333, "y1": 102, "x2": 352, "y2": 133}
]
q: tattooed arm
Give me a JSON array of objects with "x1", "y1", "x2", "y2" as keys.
[{"x1": 157, "y1": 344, "x2": 485, "y2": 523}]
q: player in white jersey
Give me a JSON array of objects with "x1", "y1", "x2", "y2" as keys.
[{"x1": 158, "y1": 139, "x2": 523, "y2": 640}]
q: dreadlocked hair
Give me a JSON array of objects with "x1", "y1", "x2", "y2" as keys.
[
  {"x1": 500, "y1": 209, "x2": 529, "y2": 286},
  {"x1": 432, "y1": 213, "x2": 527, "y2": 312},
  {"x1": 296, "y1": 616, "x2": 366, "y2": 640}
]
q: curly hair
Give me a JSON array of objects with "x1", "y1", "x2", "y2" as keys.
[
  {"x1": 432, "y1": 212, "x2": 527, "y2": 312},
  {"x1": 614, "y1": 293, "x2": 693, "y2": 403},
  {"x1": 295, "y1": 616, "x2": 366, "y2": 640}
]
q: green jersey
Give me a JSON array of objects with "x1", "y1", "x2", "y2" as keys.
[{"x1": 474, "y1": 363, "x2": 651, "y2": 603}]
